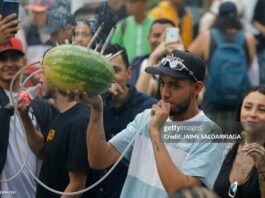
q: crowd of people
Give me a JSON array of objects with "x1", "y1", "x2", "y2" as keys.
[{"x1": 0, "y1": 0, "x2": 265, "y2": 197}]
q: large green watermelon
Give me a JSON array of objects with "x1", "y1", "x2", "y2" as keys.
[{"x1": 42, "y1": 44, "x2": 115, "y2": 97}]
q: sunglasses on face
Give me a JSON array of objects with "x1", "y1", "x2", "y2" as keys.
[
  {"x1": 228, "y1": 181, "x2": 238, "y2": 198},
  {"x1": 157, "y1": 54, "x2": 198, "y2": 82}
]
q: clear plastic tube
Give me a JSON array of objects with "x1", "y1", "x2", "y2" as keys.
[{"x1": 7, "y1": 66, "x2": 148, "y2": 196}]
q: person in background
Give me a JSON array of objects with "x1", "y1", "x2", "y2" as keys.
[
  {"x1": 129, "y1": 18, "x2": 176, "y2": 87},
  {"x1": 44, "y1": 3, "x2": 74, "y2": 47},
  {"x1": 0, "y1": 37, "x2": 38, "y2": 198},
  {"x1": 189, "y1": 1, "x2": 256, "y2": 124},
  {"x1": 96, "y1": 0, "x2": 128, "y2": 41},
  {"x1": 135, "y1": 19, "x2": 184, "y2": 98},
  {"x1": 149, "y1": 0, "x2": 193, "y2": 49},
  {"x1": 111, "y1": 0, "x2": 153, "y2": 62},
  {"x1": 214, "y1": 85, "x2": 265, "y2": 198},
  {"x1": 72, "y1": 19, "x2": 94, "y2": 47},
  {"x1": 252, "y1": 0, "x2": 265, "y2": 85},
  {"x1": 73, "y1": 6, "x2": 98, "y2": 21},
  {"x1": 24, "y1": 0, "x2": 51, "y2": 46}
]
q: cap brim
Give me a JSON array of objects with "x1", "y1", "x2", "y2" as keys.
[
  {"x1": 0, "y1": 48, "x2": 24, "y2": 56},
  {"x1": 145, "y1": 66, "x2": 190, "y2": 79}
]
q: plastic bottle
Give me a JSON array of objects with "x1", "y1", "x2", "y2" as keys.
[{"x1": 19, "y1": 84, "x2": 41, "y2": 108}]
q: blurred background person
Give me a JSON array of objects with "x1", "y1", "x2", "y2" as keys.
[
  {"x1": 44, "y1": 2, "x2": 74, "y2": 47},
  {"x1": 73, "y1": 5, "x2": 98, "y2": 21},
  {"x1": 72, "y1": 19, "x2": 95, "y2": 47},
  {"x1": 252, "y1": 0, "x2": 265, "y2": 85},
  {"x1": 24, "y1": 0, "x2": 51, "y2": 46},
  {"x1": 0, "y1": 37, "x2": 38, "y2": 198},
  {"x1": 189, "y1": 1, "x2": 256, "y2": 124},
  {"x1": 214, "y1": 85, "x2": 265, "y2": 198},
  {"x1": 111, "y1": 0, "x2": 153, "y2": 62},
  {"x1": 96, "y1": 0, "x2": 128, "y2": 41},
  {"x1": 135, "y1": 19, "x2": 184, "y2": 98},
  {"x1": 149, "y1": 0, "x2": 193, "y2": 49},
  {"x1": 129, "y1": 18, "x2": 176, "y2": 87}
]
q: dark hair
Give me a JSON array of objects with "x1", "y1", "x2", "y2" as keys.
[
  {"x1": 212, "y1": 16, "x2": 242, "y2": 31},
  {"x1": 235, "y1": 85, "x2": 265, "y2": 122},
  {"x1": 150, "y1": 18, "x2": 175, "y2": 34},
  {"x1": 104, "y1": 44, "x2": 130, "y2": 68},
  {"x1": 73, "y1": 7, "x2": 97, "y2": 18},
  {"x1": 152, "y1": 18, "x2": 175, "y2": 27}
]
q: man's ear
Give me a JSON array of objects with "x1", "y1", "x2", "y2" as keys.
[
  {"x1": 127, "y1": 66, "x2": 132, "y2": 79},
  {"x1": 194, "y1": 81, "x2": 204, "y2": 96},
  {"x1": 147, "y1": 34, "x2": 151, "y2": 45},
  {"x1": 23, "y1": 57, "x2": 27, "y2": 66}
]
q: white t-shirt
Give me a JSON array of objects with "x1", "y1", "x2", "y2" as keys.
[
  {"x1": 109, "y1": 109, "x2": 225, "y2": 198},
  {"x1": 0, "y1": 90, "x2": 37, "y2": 198}
]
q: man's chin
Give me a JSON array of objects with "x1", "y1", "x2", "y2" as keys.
[{"x1": 0, "y1": 78, "x2": 12, "y2": 84}]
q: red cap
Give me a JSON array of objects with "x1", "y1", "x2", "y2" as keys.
[{"x1": 0, "y1": 37, "x2": 24, "y2": 55}]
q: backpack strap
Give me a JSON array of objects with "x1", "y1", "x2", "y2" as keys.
[
  {"x1": 211, "y1": 28, "x2": 225, "y2": 47},
  {"x1": 233, "y1": 30, "x2": 245, "y2": 47},
  {"x1": 0, "y1": 87, "x2": 11, "y2": 175}
]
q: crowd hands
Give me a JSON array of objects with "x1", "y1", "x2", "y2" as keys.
[
  {"x1": 1, "y1": 0, "x2": 265, "y2": 198},
  {"x1": 0, "y1": 14, "x2": 20, "y2": 44}
]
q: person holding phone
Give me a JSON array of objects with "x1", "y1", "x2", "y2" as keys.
[
  {"x1": 134, "y1": 19, "x2": 184, "y2": 98},
  {"x1": 0, "y1": 14, "x2": 20, "y2": 44}
]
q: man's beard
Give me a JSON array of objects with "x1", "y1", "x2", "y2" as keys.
[
  {"x1": 0, "y1": 78, "x2": 12, "y2": 84},
  {"x1": 169, "y1": 92, "x2": 192, "y2": 116},
  {"x1": 42, "y1": 87, "x2": 55, "y2": 99}
]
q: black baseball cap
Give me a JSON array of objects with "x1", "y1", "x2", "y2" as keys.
[
  {"x1": 219, "y1": 1, "x2": 237, "y2": 17},
  {"x1": 145, "y1": 50, "x2": 206, "y2": 82}
]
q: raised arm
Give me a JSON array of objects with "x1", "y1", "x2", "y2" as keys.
[
  {"x1": 148, "y1": 101, "x2": 201, "y2": 194},
  {"x1": 136, "y1": 41, "x2": 184, "y2": 94},
  {"x1": 0, "y1": 14, "x2": 20, "y2": 44},
  {"x1": 86, "y1": 96, "x2": 121, "y2": 169},
  {"x1": 19, "y1": 110, "x2": 45, "y2": 159},
  {"x1": 60, "y1": 171, "x2": 87, "y2": 198}
]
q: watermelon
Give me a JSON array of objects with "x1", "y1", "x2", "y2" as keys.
[{"x1": 42, "y1": 44, "x2": 115, "y2": 97}]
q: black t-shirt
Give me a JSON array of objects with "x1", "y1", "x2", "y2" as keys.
[
  {"x1": 30, "y1": 96, "x2": 59, "y2": 136},
  {"x1": 253, "y1": 0, "x2": 265, "y2": 50},
  {"x1": 213, "y1": 143, "x2": 261, "y2": 198},
  {"x1": 36, "y1": 102, "x2": 94, "y2": 198}
]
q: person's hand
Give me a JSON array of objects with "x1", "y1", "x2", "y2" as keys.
[
  {"x1": 148, "y1": 100, "x2": 170, "y2": 135},
  {"x1": 15, "y1": 92, "x2": 30, "y2": 117},
  {"x1": 150, "y1": 40, "x2": 184, "y2": 63},
  {"x1": 0, "y1": 14, "x2": 20, "y2": 44},
  {"x1": 67, "y1": 90, "x2": 103, "y2": 110},
  {"x1": 104, "y1": 82, "x2": 124, "y2": 99},
  {"x1": 242, "y1": 143, "x2": 265, "y2": 172}
]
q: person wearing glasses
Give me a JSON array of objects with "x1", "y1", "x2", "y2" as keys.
[
  {"x1": 72, "y1": 19, "x2": 95, "y2": 47},
  {"x1": 85, "y1": 50, "x2": 224, "y2": 198},
  {"x1": 214, "y1": 85, "x2": 265, "y2": 198}
]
